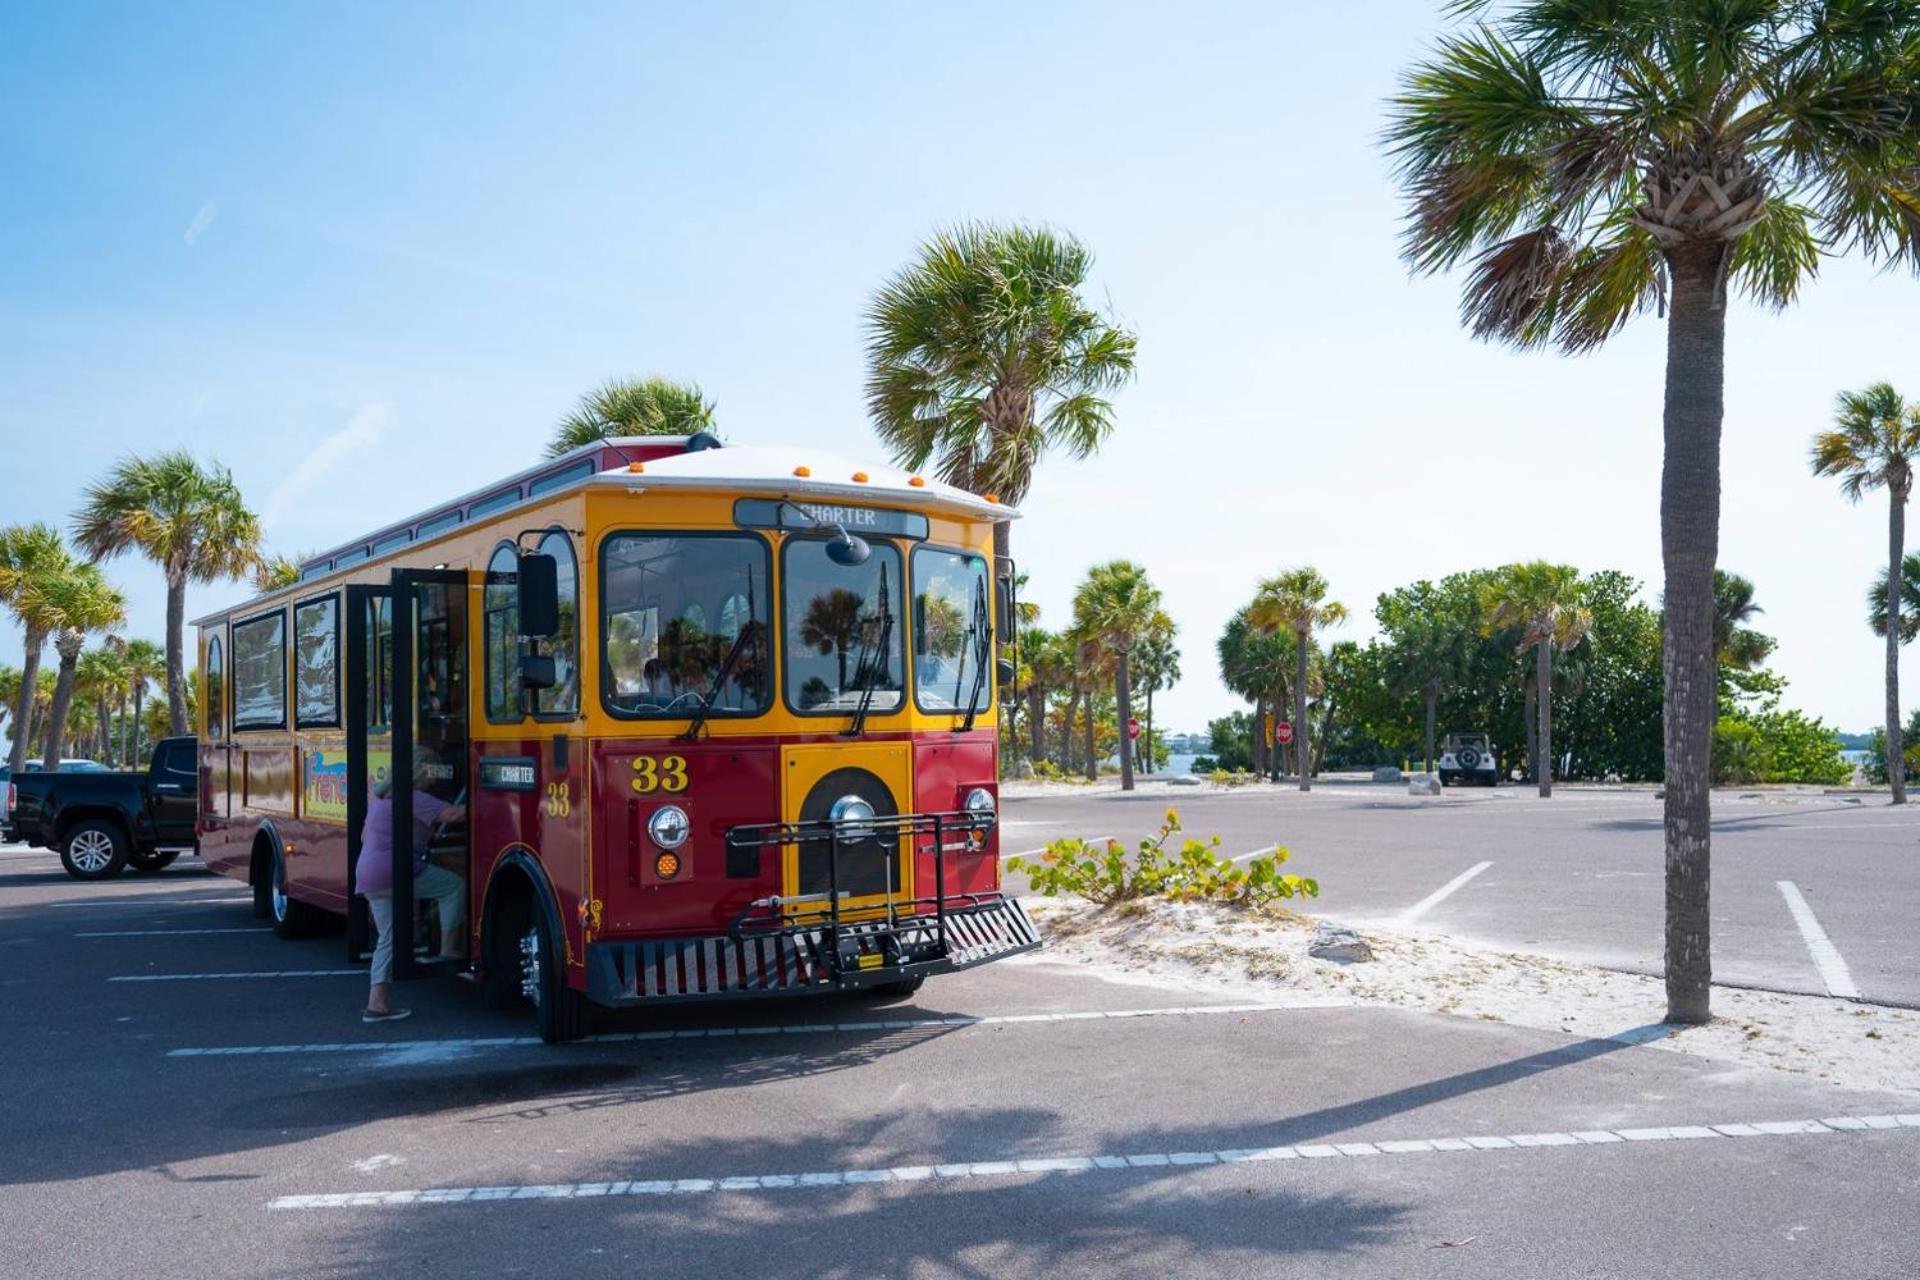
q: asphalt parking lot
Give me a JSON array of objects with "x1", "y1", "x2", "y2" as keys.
[
  {"x1": 1001, "y1": 783, "x2": 1920, "y2": 1008},
  {"x1": 4, "y1": 797, "x2": 1919, "y2": 1279}
]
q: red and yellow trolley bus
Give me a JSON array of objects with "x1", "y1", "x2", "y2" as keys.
[{"x1": 193, "y1": 434, "x2": 1037, "y2": 1040}]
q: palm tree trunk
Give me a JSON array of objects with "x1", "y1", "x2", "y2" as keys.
[
  {"x1": 1027, "y1": 686, "x2": 1046, "y2": 763},
  {"x1": 1661, "y1": 244, "x2": 1726, "y2": 1027},
  {"x1": 1082, "y1": 693, "x2": 1097, "y2": 782},
  {"x1": 1250, "y1": 696, "x2": 1265, "y2": 777},
  {"x1": 96, "y1": 695, "x2": 111, "y2": 765},
  {"x1": 1115, "y1": 651, "x2": 1135, "y2": 791},
  {"x1": 1523, "y1": 673, "x2": 1538, "y2": 783},
  {"x1": 41, "y1": 638, "x2": 82, "y2": 770},
  {"x1": 165, "y1": 569, "x2": 190, "y2": 737},
  {"x1": 1888, "y1": 491, "x2": 1907, "y2": 804},
  {"x1": 1295, "y1": 631, "x2": 1310, "y2": 792},
  {"x1": 131, "y1": 685, "x2": 146, "y2": 766},
  {"x1": 1535, "y1": 640, "x2": 1553, "y2": 799},
  {"x1": 119, "y1": 694, "x2": 131, "y2": 765},
  {"x1": 1144, "y1": 686, "x2": 1155, "y2": 777},
  {"x1": 1424, "y1": 687, "x2": 1438, "y2": 775},
  {"x1": 7, "y1": 629, "x2": 46, "y2": 776}
]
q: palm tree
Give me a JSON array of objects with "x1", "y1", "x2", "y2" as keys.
[
  {"x1": 1378, "y1": 581, "x2": 1471, "y2": 775},
  {"x1": 799, "y1": 589, "x2": 867, "y2": 691},
  {"x1": 1483, "y1": 564, "x2": 1592, "y2": 800},
  {"x1": 1250, "y1": 568, "x2": 1346, "y2": 792},
  {"x1": 36, "y1": 565, "x2": 126, "y2": 770},
  {"x1": 119, "y1": 638, "x2": 164, "y2": 765},
  {"x1": 1389, "y1": 3, "x2": 1920, "y2": 1026},
  {"x1": 253, "y1": 554, "x2": 303, "y2": 593},
  {"x1": 1069, "y1": 627, "x2": 1111, "y2": 782},
  {"x1": 1021, "y1": 627, "x2": 1073, "y2": 767},
  {"x1": 76, "y1": 646, "x2": 126, "y2": 767},
  {"x1": 546, "y1": 377, "x2": 715, "y2": 457},
  {"x1": 1812, "y1": 383, "x2": 1920, "y2": 804},
  {"x1": 1071, "y1": 561, "x2": 1165, "y2": 791},
  {"x1": 1, "y1": 524, "x2": 76, "y2": 776},
  {"x1": 1133, "y1": 611, "x2": 1180, "y2": 775},
  {"x1": 864, "y1": 222, "x2": 1138, "y2": 569},
  {"x1": 1217, "y1": 607, "x2": 1293, "y2": 778},
  {"x1": 72, "y1": 452, "x2": 262, "y2": 737},
  {"x1": 1712, "y1": 570, "x2": 1774, "y2": 671},
  {"x1": 1867, "y1": 552, "x2": 1920, "y2": 645}
]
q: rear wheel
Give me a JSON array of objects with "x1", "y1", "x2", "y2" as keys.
[
  {"x1": 521, "y1": 904, "x2": 588, "y2": 1043},
  {"x1": 128, "y1": 848, "x2": 181, "y2": 874},
  {"x1": 268, "y1": 845, "x2": 324, "y2": 939},
  {"x1": 60, "y1": 821, "x2": 129, "y2": 881}
]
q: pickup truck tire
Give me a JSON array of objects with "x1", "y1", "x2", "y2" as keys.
[
  {"x1": 60, "y1": 820, "x2": 130, "y2": 881},
  {"x1": 128, "y1": 849, "x2": 182, "y2": 873}
]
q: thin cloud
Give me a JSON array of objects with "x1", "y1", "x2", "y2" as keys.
[
  {"x1": 262, "y1": 402, "x2": 393, "y2": 527},
  {"x1": 183, "y1": 201, "x2": 218, "y2": 245}
]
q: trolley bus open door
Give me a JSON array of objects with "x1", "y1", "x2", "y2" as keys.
[{"x1": 344, "y1": 569, "x2": 471, "y2": 979}]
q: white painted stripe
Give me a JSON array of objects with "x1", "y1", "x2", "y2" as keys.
[
  {"x1": 46, "y1": 896, "x2": 252, "y2": 909},
  {"x1": 168, "y1": 1000, "x2": 1350, "y2": 1057},
  {"x1": 1230, "y1": 845, "x2": 1278, "y2": 864},
  {"x1": 1002, "y1": 835, "x2": 1111, "y2": 861},
  {"x1": 266, "y1": 1112, "x2": 1920, "y2": 1210},
  {"x1": 1776, "y1": 881, "x2": 1861, "y2": 999},
  {"x1": 1396, "y1": 861, "x2": 1493, "y2": 924},
  {"x1": 112, "y1": 969, "x2": 363, "y2": 983},
  {"x1": 79, "y1": 927, "x2": 273, "y2": 938}
]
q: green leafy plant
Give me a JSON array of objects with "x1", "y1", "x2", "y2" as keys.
[
  {"x1": 1207, "y1": 768, "x2": 1259, "y2": 788},
  {"x1": 1007, "y1": 808, "x2": 1318, "y2": 908}
]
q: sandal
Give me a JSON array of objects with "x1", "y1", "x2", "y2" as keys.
[{"x1": 362, "y1": 1007, "x2": 413, "y2": 1024}]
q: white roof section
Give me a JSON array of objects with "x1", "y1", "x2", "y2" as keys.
[{"x1": 586, "y1": 444, "x2": 1020, "y2": 521}]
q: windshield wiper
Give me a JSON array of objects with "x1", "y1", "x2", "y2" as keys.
[
  {"x1": 682, "y1": 568, "x2": 761, "y2": 742},
  {"x1": 959, "y1": 582, "x2": 993, "y2": 733},
  {"x1": 844, "y1": 611, "x2": 893, "y2": 737}
]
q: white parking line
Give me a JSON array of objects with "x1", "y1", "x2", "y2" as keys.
[
  {"x1": 1396, "y1": 861, "x2": 1493, "y2": 924},
  {"x1": 168, "y1": 1000, "x2": 1352, "y2": 1057},
  {"x1": 111, "y1": 969, "x2": 363, "y2": 983},
  {"x1": 1002, "y1": 835, "x2": 1111, "y2": 860},
  {"x1": 78, "y1": 927, "x2": 273, "y2": 938},
  {"x1": 45, "y1": 896, "x2": 252, "y2": 909},
  {"x1": 1776, "y1": 881, "x2": 1861, "y2": 999},
  {"x1": 1230, "y1": 845, "x2": 1278, "y2": 864},
  {"x1": 265, "y1": 1112, "x2": 1920, "y2": 1210}
]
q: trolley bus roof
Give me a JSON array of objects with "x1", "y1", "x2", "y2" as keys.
[{"x1": 585, "y1": 444, "x2": 1020, "y2": 521}]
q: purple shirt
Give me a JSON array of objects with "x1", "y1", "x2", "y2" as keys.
[{"x1": 354, "y1": 790, "x2": 451, "y2": 896}]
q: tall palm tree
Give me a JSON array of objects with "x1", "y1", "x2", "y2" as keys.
[
  {"x1": 1483, "y1": 564, "x2": 1592, "y2": 800},
  {"x1": 546, "y1": 377, "x2": 716, "y2": 457},
  {"x1": 1812, "y1": 382, "x2": 1920, "y2": 804},
  {"x1": 1071, "y1": 561, "x2": 1165, "y2": 791},
  {"x1": 119, "y1": 638, "x2": 164, "y2": 765},
  {"x1": 1217, "y1": 607, "x2": 1293, "y2": 778},
  {"x1": 1133, "y1": 611, "x2": 1180, "y2": 775},
  {"x1": 36, "y1": 565, "x2": 126, "y2": 770},
  {"x1": 72, "y1": 452, "x2": 262, "y2": 737},
  {"x1": 1250, "y1": 568, "x2": 1347, "y2": 792},
  {"x1": 1867, "y1": 552, "x2": 1920, "y2": 644},
  {"x1": 1712, "y1": 570, "x2": 1774, "y2": 671},
  {"x1": 1022, "y1": 627, "x2": 1072, "y2": 767},
  {"x1": 76, "y1": 646, "x2": 125, "y2": 767},
  {"x1": 1, "y1": 524, "x2": 76, "y2": 776},
  {"x1": 864, "y1": 222, "x2": 1138, "y2": 569},
  {"x1": 1070, "y1": 627, "x2": 1111, "y2": 782},
  {"x1": 1388, "y1": 2, "x2": 1920, "y2": 1026}
]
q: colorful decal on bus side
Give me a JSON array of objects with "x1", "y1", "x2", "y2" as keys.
[{"x1": 303, "y1": 748, "x2": 390, "y2": 822}]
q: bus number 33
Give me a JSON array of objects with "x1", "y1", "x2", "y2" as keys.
[{"x1": 630, "y1": 755, "x2": 690, "y2": 795}]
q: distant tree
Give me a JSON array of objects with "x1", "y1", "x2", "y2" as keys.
[
  {"x1": 1378, "y1": 580, "x2": 1474, "y2": 773},
  {"x1": 1250, "y1": 567, "x2": 1346, "y2": 792},
  {"x1": 1867, "y1": 552, "x2": 1920, "y2": 644},
  {"x1": 35, "y1": 565, "x2": 126, "y2": 770},
  {"x1": 1133, "y1": 611, "x2": 1180, "y2": 774},
  {"x1": 864, "y1": 222, "x2": 1137, "y2": 569},
  {"x1": 1484, "y1": 563, "x2": 1593, "y2": 798},
  {"x1": 72, "y1": 452, "x2": 262, "y2": 737},
  {"x1": 546, "y1": 377, "x2": 716, "y2": 457},
  {"x1": 119, "y1": 638, "x2": 164, "y2": 765},
  {"x1": 1072, "y1": 561, "x2": 1164, "y2": 791},
  {"x1": 1812, "y1": 382, "x2": 1920, "y2": 804},
  {"x1": 0, "y1": 523, "x2": 71, "y2": 774},
  {"x1": 1712, "y1": 571, "x2": 1774, "y2": 671},
  {"x1": 253, "y1": 554, "x2": 303, "y2": 593}
]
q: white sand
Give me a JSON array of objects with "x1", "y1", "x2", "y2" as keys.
[{"x1": 1022, "y1": 897, "x2": 1920, "y2": 1097}]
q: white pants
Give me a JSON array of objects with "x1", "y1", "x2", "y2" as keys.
[{"x1": 365, "y1": 863, "x2": 467, "y2": 985}]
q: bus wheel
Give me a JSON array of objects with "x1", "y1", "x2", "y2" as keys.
[
  {"x1": 60, "y1": 820, "x2": 129, "y2": 881},
  {"x1": 519, "y1": 911, "x2": 588, "y2": 1044},
  {"x1": 268, "y1": 847, "x2": 322, "y2": 940},
  {"x1": 128, "y1": 849, "x2": 181, "y2": 874},
  {"x1": 868, "y1": 975, "x2": 925, "y2": 999}
]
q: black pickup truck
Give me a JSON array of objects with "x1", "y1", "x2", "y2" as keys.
[{"x1": 5, "y1": 736, "x2": 200, "y2": 880}]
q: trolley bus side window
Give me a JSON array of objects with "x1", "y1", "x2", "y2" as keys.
[
  {"x1": 600, "y1": 532, "x2": 772, "y2": 719},
  {"x1": 484, "y1": 542, "x2": 522, "y2": 723}
]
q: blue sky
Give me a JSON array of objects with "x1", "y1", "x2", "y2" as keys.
[{"x1": 4, "y1": 1, "x2": 1918, "y2": 738}]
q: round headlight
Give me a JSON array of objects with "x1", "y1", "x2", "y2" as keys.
[
  {"x1": 647, "y1": 804, "x2": 690, "y2": 850},
  {"x1": 963, "y1": 787, "x2": 996, "y2": 825},
  {"x1": 829, "y1": 794, "x2": 877, "y2": 839}
]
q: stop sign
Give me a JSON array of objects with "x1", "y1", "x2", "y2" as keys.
[
  {"x1": 1275, "y1": 720, "x2": 1294, "y2": 745},
  {"x1": 1126, "y1": 717, "x2": 1140, "y2": 741}
]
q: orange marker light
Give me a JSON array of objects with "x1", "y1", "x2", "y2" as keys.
[
  {"x1": 793, "y1": 465, "x2": 812, "y2": 478},
  {"x1": 627, "y1": 461, "x2": 645, "y2": 473},
  {"x1": 851, "y1": 471, "x2": 869, "y2": 483},
  {"x1": 984, "y1": 493, "x2": 1001, "y2": 504},
  {"x1": 654, "y1": 851, "x2": 682, "y2": 880},
  {"x1": 908, "y1": 475, "x2": 925, "y2": 487}
]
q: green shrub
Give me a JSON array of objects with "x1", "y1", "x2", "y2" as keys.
[
  {"x1": 1007, "y1": 808, "x2": 1319, "y2": 908},
  {"x1": 1712, "y1": 709, "x2": 1851, "y2": 786},
  {"x1": 1207, "y1": 768, "x2": 1259, "y2": 787},
  {"x1": 1028, "y1": 759, "x2": 1090, "y2": 784}
]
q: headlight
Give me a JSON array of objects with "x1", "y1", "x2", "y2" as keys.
[
  {"x1": 963, "y1": 787, "x2": 996, "y2": 826},
  {"x1": 648, "y1": 804, "x2": 690, "y2": 849},
  {"x1": 829, "y1": 794, "x2": 877, "y2": 839}
]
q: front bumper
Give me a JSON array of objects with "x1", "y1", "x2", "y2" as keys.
[{"x1": 586, "y1": 895, "x2": 1042, "y2": 1005}]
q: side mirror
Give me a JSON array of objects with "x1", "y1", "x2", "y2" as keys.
[
  {"x1": 996, "y1": 658, "x2": 1016, "y2": 688},
  {"x1": 826, "y1": 531, "x2": 870, "y2": 567},
  {"x1": 517, "y1": 553, "x2": 560, "y2": 637},
  {"x1": 520, "y1": 653, "x2": 557, "y2": 691}
]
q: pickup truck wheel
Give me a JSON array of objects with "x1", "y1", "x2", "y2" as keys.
[
  {"x1": 60, "y1": 821, "x2": 130, "y2": 881},
  {"x1": 128, "y1": 849, "x2": 182, "y2": 874}
]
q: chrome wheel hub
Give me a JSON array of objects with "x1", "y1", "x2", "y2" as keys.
[
  {"x1": 271, "y1": 866, "x2": 288, "y2": 922},
  {"x1": 519, "y1": 931, "x2": 543, "y2": 1006},
  {"x1": 70, "y1": 830, "x2": 113, "y2": 873}
]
